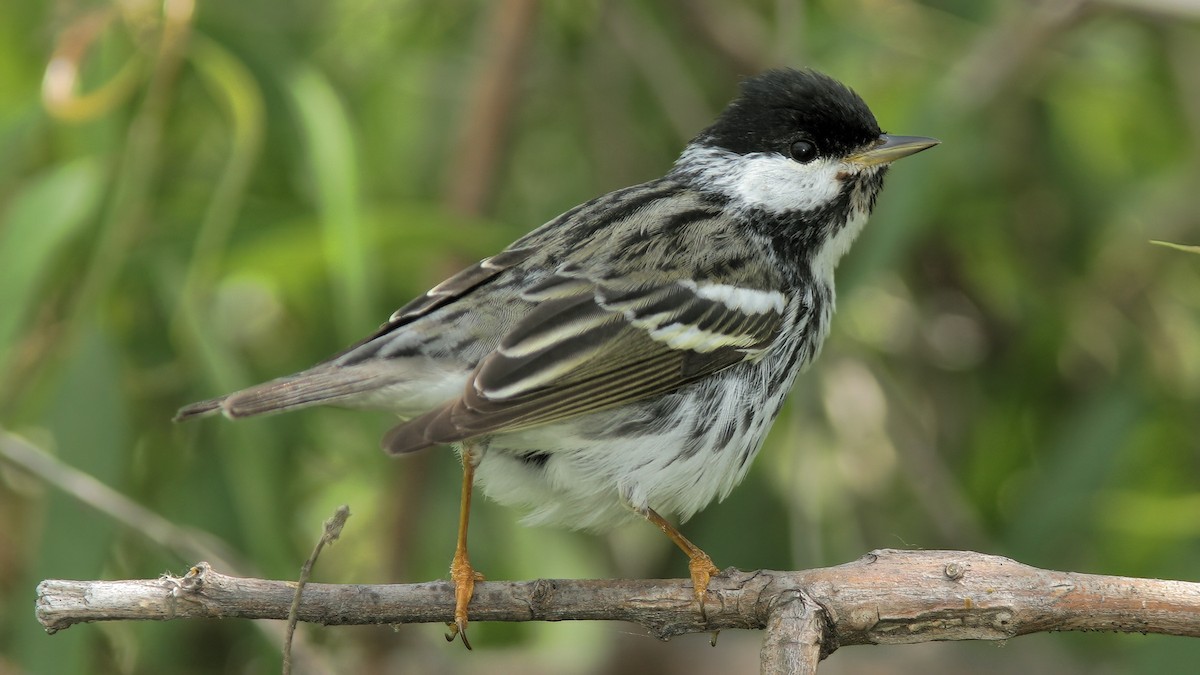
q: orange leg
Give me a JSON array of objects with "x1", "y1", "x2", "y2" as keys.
[
  {"x1": 445, "y1": 442, "x2": 485, "y2": 649},
  {"x1": 642, "y1": 508, "x2": 721, "y2": 618}
]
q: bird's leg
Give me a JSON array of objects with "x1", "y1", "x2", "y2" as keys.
[
  {"x1": 641, "y1": 507, "x2": 721, "y2": 620},
  {"x1": 445, "y1": 441, "x2": 485, "y2": 650}
]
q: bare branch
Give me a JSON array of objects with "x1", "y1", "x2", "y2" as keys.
[
  {"x1": 36, "y1": 549, "x2": 1200, "y2": 669},
  {"x1": 283, "y1": 506, "x2": 350, "y2": 675}
]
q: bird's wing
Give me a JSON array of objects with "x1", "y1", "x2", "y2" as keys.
[
  {"x1": 381, "y1": 273, "x2": 788, "y2": 453},
  {"x1": 325, "y1": 246, "x2": 539, "y2": 365}
]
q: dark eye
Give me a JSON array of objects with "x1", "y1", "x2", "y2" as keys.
[{"x1": 789, "y1": 139, "x2": 818, "y2": 163}]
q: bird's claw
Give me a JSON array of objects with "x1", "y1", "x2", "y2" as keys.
[
  {"x1": 446, "y1": 556, "x2": 485, "y2": 650},
  {"x1": 688, "y1": 552, "x2": 721, "y2": 623},
  {"x1": 444, "y1": 619, "x2": 472, "y2": 650},
  {"x1": 688, "y1": 551, "x2": 723, "y2": 645}
]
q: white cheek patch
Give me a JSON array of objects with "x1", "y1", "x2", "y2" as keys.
[
  {"x1": 675, "y1": 145, "x2": 844, "y2": 215},
  {"x1": 733, "y1": 153, "x2": 843, "y2": 214}
]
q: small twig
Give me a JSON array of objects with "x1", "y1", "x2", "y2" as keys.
[
  {"x1": 283, "y1": 506, "x2": 350, "y2": 675},
  {"x1": 0, "y1": 428, "x2": 242, "y2": 571},
  {"x1": 2, "y1": 428, "x2": 333, "y2": 672}
]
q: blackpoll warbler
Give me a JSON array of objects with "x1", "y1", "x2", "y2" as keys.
[{"x1": 177, "y1": 68, "x2": 938, "y2": 647}]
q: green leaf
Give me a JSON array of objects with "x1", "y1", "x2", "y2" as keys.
[
  {"x1": 287, "y1": 67, "x2": 375, "y2": 338},
  {"x1": 0, "y1": 159, "x2": 102, "y2": 362},
  {"x1": 1149, "y1": 240, "x2": 1200, "y2": 255}
]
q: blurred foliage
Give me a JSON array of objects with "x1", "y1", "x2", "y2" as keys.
[{"x1": 1, "y1": 0, "x2": 1199, "y2": 673}]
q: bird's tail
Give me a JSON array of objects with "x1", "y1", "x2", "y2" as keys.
[{"x1": 174, "y1": 366, "x2": 400, "y2": 422}]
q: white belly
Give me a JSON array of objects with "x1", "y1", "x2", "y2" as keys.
[{"x1": 472, "y1": 350, "x2": 803, "y2": 531}]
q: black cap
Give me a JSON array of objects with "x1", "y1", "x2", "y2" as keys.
[{"x1": 697, "y1": 69, "x2": 882, "y2": 159}]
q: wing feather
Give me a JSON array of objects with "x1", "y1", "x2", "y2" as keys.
[
  {"x1": 329, "y1": 247, "x2": 537, "y2": 366},
  {"x1": 382, "y1": 278, "x2": 787, "y2": 453}
]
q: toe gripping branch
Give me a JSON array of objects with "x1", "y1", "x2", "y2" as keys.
[{"x1": 446, "y1": 442, "x2": 485, "y2": 649}]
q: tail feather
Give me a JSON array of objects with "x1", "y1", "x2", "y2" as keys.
[
  {"x1": 174, "y1": 397, "x2": 225, "y2": 421},
  {"x1": 174, "y1": 366, "x2": 401, "y2": 422}
]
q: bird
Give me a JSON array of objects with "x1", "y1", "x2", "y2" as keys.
[{"x1": 176, "y1": 68, "x2": 938, "y2": 648}]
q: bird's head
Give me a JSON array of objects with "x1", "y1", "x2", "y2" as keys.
[{"x1": 672, "y1": 69, "x2": 937, "y2": 220}]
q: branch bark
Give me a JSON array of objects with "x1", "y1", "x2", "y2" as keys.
[
  {"x1": 35, "y1": 549, "x2": 1200, "y2": 674},
  {"x1": 760, "y1": 588, "x2": 830, "y2": 675}
]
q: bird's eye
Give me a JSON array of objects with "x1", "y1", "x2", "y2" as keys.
[{"x1": 788, "y1": 139, "x2": 818, "y2": 163}]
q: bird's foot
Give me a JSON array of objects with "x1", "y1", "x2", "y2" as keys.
[
  {"x1": 688, "y1": 550, "x2": 721, "y2": 621},
  {"x1": 445, "y1": 553, "x2": 485, "y2": 649}
]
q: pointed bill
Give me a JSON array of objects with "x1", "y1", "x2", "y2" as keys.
[{"x1": 848, "y1": 134, "x2": 939, "y2": 167}]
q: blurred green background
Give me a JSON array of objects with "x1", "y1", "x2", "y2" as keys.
[{"x1": 2, "y1": 0, "x2": 1199, "y2": 673}]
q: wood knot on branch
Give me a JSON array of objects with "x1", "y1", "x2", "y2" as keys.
[{"x1": 528, "y1": 578, "x2": 556, "y2": 616}]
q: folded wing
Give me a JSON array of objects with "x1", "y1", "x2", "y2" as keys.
[{"x1": 382, "y1": 275, "x2": 786, "y2": 453}]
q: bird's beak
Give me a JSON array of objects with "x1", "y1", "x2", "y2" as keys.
[{"x1": 847, "y1": 134, "x2": 939, "y2": 167}]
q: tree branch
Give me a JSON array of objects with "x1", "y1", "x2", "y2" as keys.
[
  {"x1": 36, "y1": 549, "x2": 1200, "y2": 674},
  {"x1": 760, "y1": 588, "x2": 831, "y2": 675}
]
